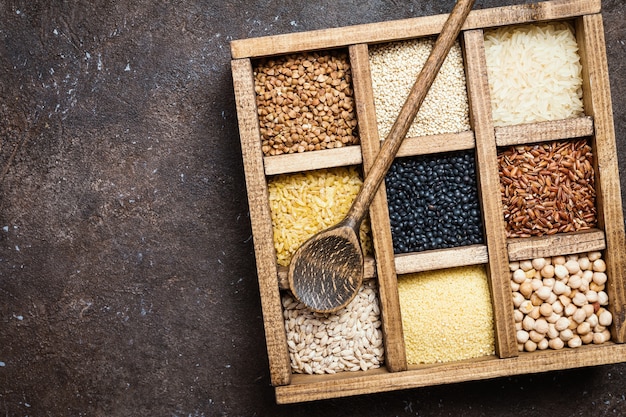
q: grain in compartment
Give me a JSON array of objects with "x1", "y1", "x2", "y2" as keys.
[
  {"x1": 384, "y1": 151, "x2": 484, "y2": 254},
  {"x1": 498, "y1": 139, "x2": 596, "y2": 238},
  {"x1": 267, "y1": 166, "x2": 372, "y2": 267},
  {"x1": 282, "y1": 279, "x2": 385, "y2": 375},
  {"x1": 254, "y1": 50, "x2": 359, "y2": 156},
  {"x1": 510, "y1": 251, "x2": 613, "y2": 352},
  {"x1": 484, "y1": 21, "x2": 585, "y2": 127},
  {"x1": 368, "y1": 38, "x2": 470, "y2": 140},
  {"x1": 398, "y1": 265, "x2": 495, "y2": 364}
]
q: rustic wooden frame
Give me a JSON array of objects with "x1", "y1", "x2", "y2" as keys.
[{"x1": 231, "y1": 0, "x2": 626, "y2": 404}]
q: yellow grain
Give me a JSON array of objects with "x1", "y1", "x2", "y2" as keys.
[
  {"x1": 398, "y1": 265, "x2": 495, "y2": 364},
  {"x1": 268, "y1": 166, "x2": 372, "y2": 266}
]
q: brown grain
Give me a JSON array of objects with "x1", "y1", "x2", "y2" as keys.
[
  {"x1": 498, "y1": 139, "x2": 596, "y2": 238},
  {"x1": 254, "y1": 51, "x2": 359, "y2": 156}
]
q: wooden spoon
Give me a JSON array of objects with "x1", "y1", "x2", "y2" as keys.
[{"x1": 288, "y1": 0, "x2": 476, "y2": 313}]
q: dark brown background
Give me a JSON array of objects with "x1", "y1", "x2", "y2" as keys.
[{"x1": 1, "y1": 1, "x2": 625, "y2": 416}]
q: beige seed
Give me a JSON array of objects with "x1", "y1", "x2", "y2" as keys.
[
  {"x1": 524, "y1": 339, "x2": 538, "y2": 352},
  {"x1": 586, "y1": 290, "x2": 599, "y2": 304},
  {"x1": 581, "y1": 331, "x2": 594, "y2": 345},
  {"x1": 522, "y1": 315, "x2": 535, "y2": 331},
  {"x1": 568, "y1": 275, "x2": 582, "y2": 289},
  {"x1": 529, "y1": 330, "x2": 545, "y2": 343},
  {"x1": 549, "y1": 337, "x2": 565, "y2": 350},
  {"x1": 547, "y1": 312, "x2": 561, "y2": 324},
  {"x1": 567, "y1": 335, "x2": 583, "y2": 348},
  {"x1": 560, "y1": 328, "x2": 574, "y2": 342},
  {"x1": 541, "y1": 264, "x2": 555, "y2": 278},
  {"x1": 564, "y1": 302, "x2": 577, "y2": 317},
  {"x1": 532, "y1": 257, "x2": 547, "y2": 271},
  {"x1": 536, "y1": 286, "x2": 552, "y2": 301},
  {"x1": 565, "y1": 260, "x2": 580, "y2": 274},
  {"x1": 593, "y1": 331, "x2": 608, "y2": 344},
  {"x1": 519, "y1": 300, "x2": 534, "y2": 314},
  {"x1": 586, "y1": 313, "x2": 599, "y2": 328},
  {"x1": 517, "y1": 329, "x2": 530, "y2": 344},
  {"x1": 578, "y1": 257, "x2": 591, "y2": 271},
  {"x1": 539, "y1": 303, "x2": 553, "y2": 317},
  {"x1": 598, "y1": 310, "x2": 613, "y2": 326},
  {"x1": 528, "y1": 306, "x2": 541, "y2": 319},
  {"x1": 519, "y1": 281, "x2": 533, "y2": 298},
  {"x1": 553, "y1": 280, "x2": 568, "y2": 295},
  {"x1": 512, "y1": 292, "x2": 525, "y2": 308},
  {"x1": 555, "y1": 317, "x2": 570, "y2": 331},
  {"x1": 598, "y1": 291, "x2": 609, "y2": 306},
  {"x1": 552, "y1": 300, "x2": 564, "y2": 315},
  {"x1": 572, "y1": 292, "x2": 587, "y2": 307},
  {"x1": 512, "y1": 269, "x2": 527, "y2": 284},
  {"x1": 592, "y1": 272, "x2": 607, "y2": 286},
  {"x1": 513, "y1": 269, "x2": 526, "y2": 284},
  {"x1": 588, "y1": 251, "x2": 602, "y2": 262},
  {"x1": 554, "y1": 264, "x2": 569, "y2": 279},
  {"x1": 577, "y1": 321, "x2": 591, "y2": 335},
  {"x1": 547, "y1": 323, "x2": 560, "y2": 339},
  {"x1": 534, "y1": 318, "x2": 549, "y2": 334},
  {"x1": 572, "y1": 308, "x2": 587, "y2": 324},
  {"x1": 520, "y1": 260, "x2": 534, "y2": 272}
]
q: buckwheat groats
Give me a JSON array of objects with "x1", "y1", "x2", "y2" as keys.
[{"x1": 254, "y1": 51, "x2": 359, "y2": 156}]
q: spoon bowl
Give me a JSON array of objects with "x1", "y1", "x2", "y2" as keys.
[{"x1": 288, "y1": 222, "x2": 364, "y2": 312}]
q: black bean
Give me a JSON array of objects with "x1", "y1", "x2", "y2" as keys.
[{"x1": 384, "y1": 151, "x2": 485, "y2": 254}]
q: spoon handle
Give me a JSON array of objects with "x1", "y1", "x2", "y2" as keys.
[{"x1": 344, "y1": 0, "x2": 475, "y2": 229}]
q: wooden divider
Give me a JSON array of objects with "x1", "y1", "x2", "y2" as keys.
[
  {"x1": 231, "y1": 59, "x2": 292, "y2": 386},
  {"x1": 576, "y1": 14, "x2": 626, "y2": 343},
  {"x1": 349, "y1": 43, "x2": 407, "y2": 372},
  {"x1": 495, "y1": 116, "x2": 594, "y2": 147},
  {"x1": 507, "y1": 229, "x2": 606, "y2": 261},
  {"x1": 463, "y1": 29, "x2": 518, "y2": 359}
]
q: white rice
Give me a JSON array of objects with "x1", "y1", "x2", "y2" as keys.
[{"x1": 484, "y1": 22, "x2": 584, "y2": 127}]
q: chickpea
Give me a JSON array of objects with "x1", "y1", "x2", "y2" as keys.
[
  {"x1": 549, "y1": 337, "x2": 565, "y2": 350},
  {"x1": 565, "y1": 260, "x2": 580, "y2": 274},
  {"x1": 554, "y1": 264, "x2": 569, "y2": 279},
  {"x1": 588, "y1": 251, "x2": 602, "y2": 262},
  {"x1": 541, "y1": 264, "x2": 555, "y2": 279},
  {"x1": 532, "y1": 257, "x2": 547, "y2": 271},
  {"x1": 598, "y1": 309, "x2": 613, "y2": 327},
  {"x1": 555, "y1": 317, "x2": 570, "y2": 331},
  {"x1": 567, "y1": 335, "x2": 582, "y2": 348}
]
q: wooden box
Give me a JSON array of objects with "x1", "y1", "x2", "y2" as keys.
[{"x1": 231, "y1": 0, "x2": 626, "y2": 404}]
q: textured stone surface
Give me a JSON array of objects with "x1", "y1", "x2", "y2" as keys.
[{"x1": 1, "y1": 1, "x2": 625, "y2": 415}]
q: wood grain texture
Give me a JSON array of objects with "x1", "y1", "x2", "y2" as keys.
[
  {"x1": 396, "y1": 131, "x2": 475, "y2": 158},
  {"x1": 463, "y1": 29, "x2": 518, "y2": 359},
  {"x1": 576, "y1": 14, "x2": 626, "y2": 343},
  {"x1": 507, "y1": 229, "x2": 606, "y2": 261},
  {"x1": 263, "y1": 146, "x2": 363, "y2": 175},
  {"x1": 495, "y1": 116, "x2": 594, "y2": 147},
  {"x1": 275, "y1": 343, "x2": 626, "y2": 404},
  {"x1": 394, "y1": 245, "x2": 488, "y2": 275},
  {"x1": 231, "y1": 58, "x2": 292, "y2": 386},
  {"x1": 349, "y1": 43, "x2": 407, "y2": 372},
  {"x1": 230, "y1": 0, "x2": 601, "y2": 59}
]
